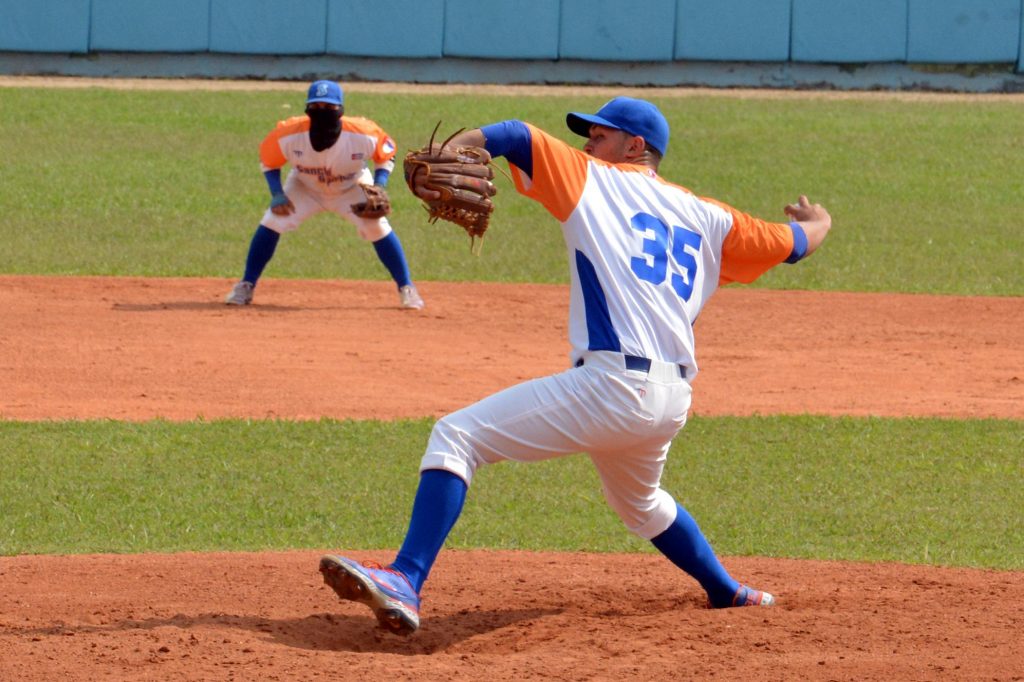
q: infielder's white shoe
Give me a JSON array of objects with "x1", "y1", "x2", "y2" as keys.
[
  {"x1": 225, "y1": 281, "x2": 254, "y2": 306},
  {"x1": 398, "y1": 284, "x2": 424, "y2": 310}
]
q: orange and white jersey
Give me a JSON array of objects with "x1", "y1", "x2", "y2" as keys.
[
  {"x1": 483, "y1": 121, "x2": 803, "y2": 377},
  {"x1": 259, "y1": 115, "x2": 397, "y2": 195}
]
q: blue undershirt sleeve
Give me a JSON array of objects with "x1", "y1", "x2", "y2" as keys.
[
  {"x1": 373, "y1": 168, "x2": 390, "y2": 187},
  {"x1": 480, "y1": 121, "x2": 534, "y2": 179},
  {"x1": 263, "y1": 169, "x2": 284, "y2": 196},
  {"x1": 785, "y1": 222, "x2": 809, "y2": 264}
]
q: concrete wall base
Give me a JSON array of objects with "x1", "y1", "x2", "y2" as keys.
[{"x1": 3, "y1": 52, "x2": 1023, "y2": 93}]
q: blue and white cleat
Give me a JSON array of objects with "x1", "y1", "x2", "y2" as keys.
[
  {"x1": 319, "y1": 555, "x2": 421, "y2": 635},
  {"x1": 730, "y1": 584, "x2": 775, "y2": 607}
]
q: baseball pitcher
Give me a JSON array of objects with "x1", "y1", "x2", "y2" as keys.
[{"x1": 320, "y1": 97, "x2": 833, "y2": 635}]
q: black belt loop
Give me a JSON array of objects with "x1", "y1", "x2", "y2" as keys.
[{"x1": 576, "y1": 353, "x2": 687, "y2": 379}]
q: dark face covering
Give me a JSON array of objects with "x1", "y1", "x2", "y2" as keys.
[{"x1": 306, "y1": 105, "x2": 343, "y2": 151}]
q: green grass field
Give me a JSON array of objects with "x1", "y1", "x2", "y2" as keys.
[
  {"x1": 2, "y1": 417, "x2": 1021, "y2": 569},
  {"x1": 1, "y1": 87, "x2": 1022, "y2": 294},
  {"x1": 1, "y1": 84, "x2": 1021, "y2": 569}
]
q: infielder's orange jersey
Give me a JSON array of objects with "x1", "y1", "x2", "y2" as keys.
[
  {"x1": 259, "y1": 116, "x2": 397, "y2": 195},
  {"x1": 482, "y1": 121, "x2": 805, "y2": 377}
]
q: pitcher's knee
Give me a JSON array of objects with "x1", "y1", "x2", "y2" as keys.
[
  {"x1": 604, "y1": 488, "x2": 677, "y2": 540},
  {"x1": 419, "y1": 414, "x2": 483, "y2": 484}
]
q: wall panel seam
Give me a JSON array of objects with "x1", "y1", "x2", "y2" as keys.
[{"x1": 787, "y1": 0, "x2": 794, "y2": 62}]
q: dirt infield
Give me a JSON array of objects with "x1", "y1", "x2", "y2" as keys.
[
  {"x1": 3, "y1": 276, "x2": 1023, "y2": 421},
  {"x1": 1, "y1": 276, "x2": 1023, "y2": 681}
]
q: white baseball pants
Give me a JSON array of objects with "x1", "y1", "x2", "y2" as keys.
[
  {"x1": 260, "y1": 168, "x2": 391, "y2": 241},
  {"x1": 420, "y1": 350, "x2": 693, "y2": 540}
]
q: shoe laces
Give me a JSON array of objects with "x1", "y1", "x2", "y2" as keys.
[
  {"x1": 731, "y1": 585, "x2": 765, "y2": 606},
  {"x1": 704, "y1": 585, "x2": 767, "y2": 609},
  {"x1": 361, "y1": 561, "x2": 415, "y2": 591}
]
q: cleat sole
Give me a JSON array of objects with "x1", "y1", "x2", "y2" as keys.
[{"x1": 319, "y1": 556, "x2": 419, "y2": 636}]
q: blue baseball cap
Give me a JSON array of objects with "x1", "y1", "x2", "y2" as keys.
[
  {"x1": 307, "y1": 80, "x2": 343, "y2": 106},
  {"x1": 566, "y1": 97, "x2": 670, "y2": 156}
]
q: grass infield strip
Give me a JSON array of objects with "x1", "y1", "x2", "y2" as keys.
[
  {"x1": 2, "y1": 416, "x2": 1020, "y2": 570},
  {"x1": 1, "y1": 88, "x2": 1022, "y2": 295}
]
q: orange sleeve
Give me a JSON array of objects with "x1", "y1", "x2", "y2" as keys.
[
  {"x1": 510, "y1": 124, "x2": 591, "y2": 223},
  {"x1": 259, "y1": 116, "x2": 308, "y2": 169},
  {"x1": 705, "y1": 197, "x2": 794, "y2": 285}
]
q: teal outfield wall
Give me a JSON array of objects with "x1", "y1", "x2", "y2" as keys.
[{"x1": 1, "y1": 0, "x2": 1023, "y2": 85}]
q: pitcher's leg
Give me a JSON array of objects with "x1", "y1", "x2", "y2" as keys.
[
  {"x1": 390, "y1": 469, "x2": 467, "y2": 593},
  {"x1": 420, "y1": 368, "x2": 624, "y2": 483},
  {"x1": 650, "y1": 503, "x2": 740, "y2": 606}
]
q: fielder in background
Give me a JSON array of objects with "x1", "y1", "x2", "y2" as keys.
[
  {"x1": 225, "y1": 80, "x2": 424, "y2": 309},
  {"x1": 320, "y1": 97, "x2": 833, "y2": 635}
]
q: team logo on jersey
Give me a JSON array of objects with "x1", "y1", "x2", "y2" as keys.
[
  {"x1": 351, "y1": 153, "x2": 365, "y2": 160},
  {"x1": 296, "y1": 165, "x2": 358, "y2": 186},
  {"x1": 382, "y1": 139, "x2": 396, "y2": 155}
]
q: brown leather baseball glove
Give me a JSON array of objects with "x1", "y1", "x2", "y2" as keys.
[
  {"x1": 403, "y1": 125, "x2": 497, "y2": 244},
  {"x1": 350, "y1": 184, "x2": 392, "y2": 219}
]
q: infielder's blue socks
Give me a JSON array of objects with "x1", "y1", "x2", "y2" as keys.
[
  {"x1": 390, "y1": 469, "x2": 467, "y2": 593},
  {"x1": 372, "y1": 232, "x2": 413, "y2": 288},
  {"x1": 651, "y1": 503, "x2": 740, "y2": 607},
  {"x1": 243, "y1": 225, "x2": 280, "y2": 285}
]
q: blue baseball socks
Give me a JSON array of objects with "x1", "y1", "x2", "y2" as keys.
[
  {"x1": 242, "y1": 224, "x2": 280, "y2": 286},
  {"x1": 386, "y1": 472, "x2": 749, "y2": 607},
  {"x1": 372, "y1": 231, "x2": 413, "y2": 289},
  {"x1": 390, "y1": 469, "x2": 468, "y2": 593},
  {"x1": 650, "y1": 503, "x2": 741, "y2": 608},
  {"x1": 242, "y1": 225, "x2": 412, "y2": 292}
]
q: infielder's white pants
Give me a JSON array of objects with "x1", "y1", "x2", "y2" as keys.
[
  {"x1": 420, "y1": 350, "x2": 693, "y2": 540},
  {"x1": 260, "y1": 168, "x2": 391, "y2": 241}
]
